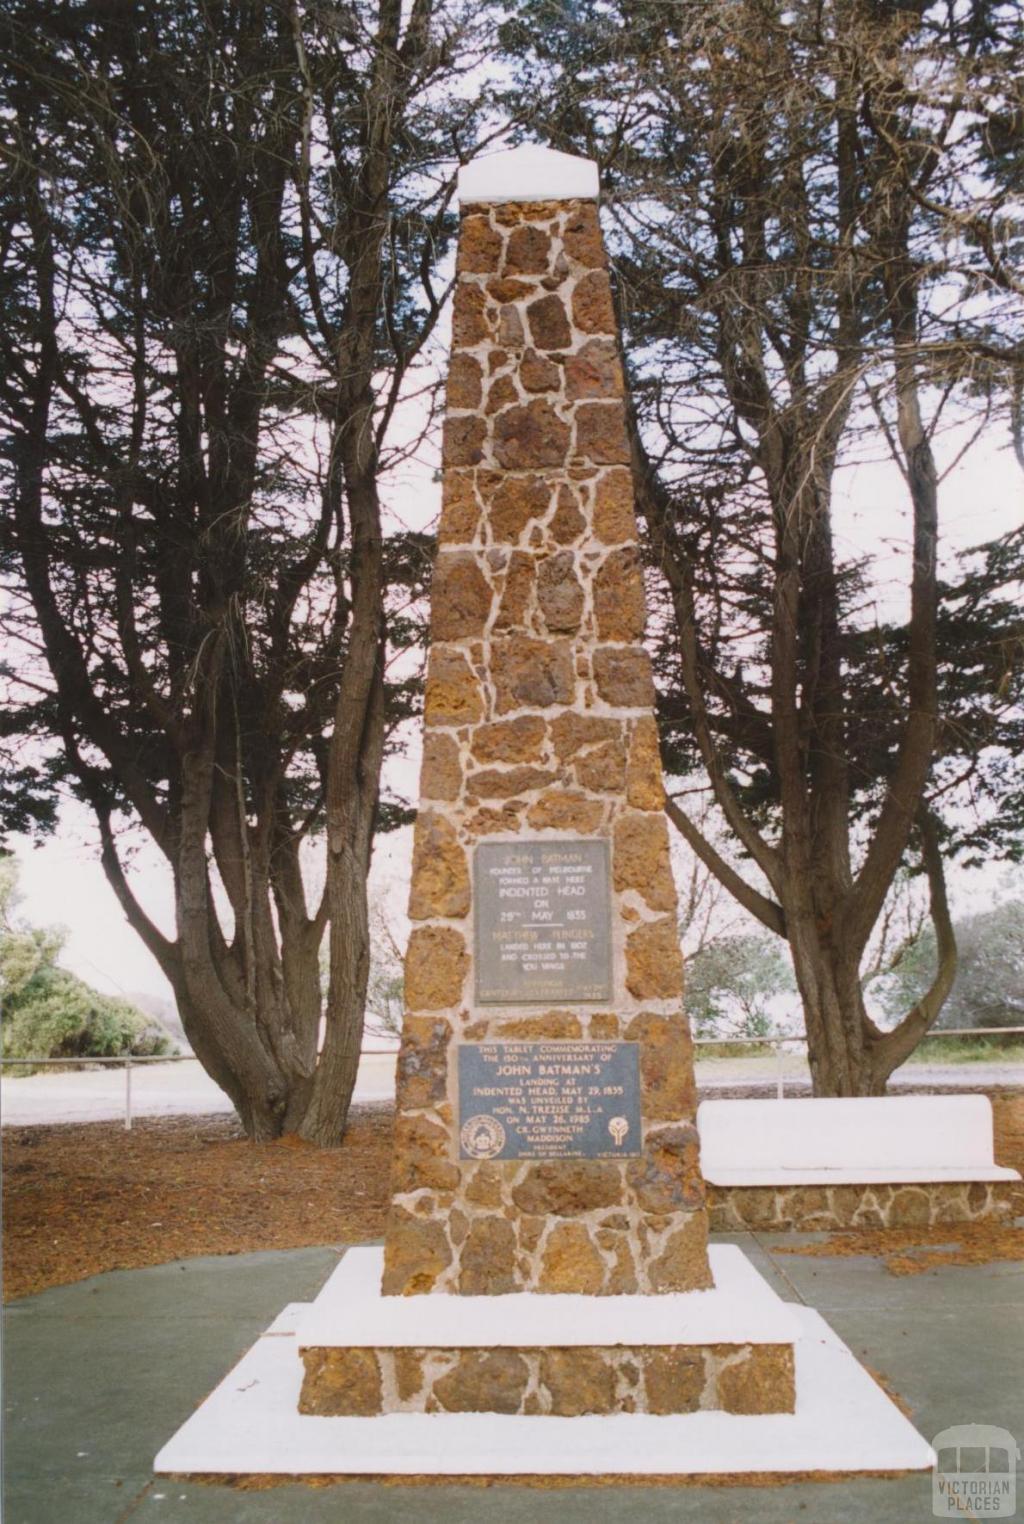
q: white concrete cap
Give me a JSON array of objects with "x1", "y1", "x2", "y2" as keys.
[
  {"x1": 294, "y1": 1244, "x2": 800, "y2": 1350},
  {"x1": 458, "y1": 144, "x2": 599, "y2": 205}
]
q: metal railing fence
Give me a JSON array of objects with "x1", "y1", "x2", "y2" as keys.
[
  {"x1": 2, "y1": 1027, "x2": 1022, "y2": 1127},
  {"x1": 0, "y1": 1052, "x2": 193, "y2": 1131},
  {"x1": 692, "y1": 1026, "x2": 1024, "y2": 1100}
]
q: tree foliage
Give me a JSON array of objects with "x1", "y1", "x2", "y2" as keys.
[
  {"x1": 0, "y1": 0, "x2": 484, "y2": 1139},
  {"x1": 3, "y1": 0, "x2": 1022, "y2": 1126},
  {"x1": 501, "y1": 0, "x2": 1024, "y2": 1092},
  {"x1": 685, "y1": 933, "x2": 796, "y2": 1039},
  {"x1": 872, "y1": 893, "x2": 1024, "y2": 1032}
]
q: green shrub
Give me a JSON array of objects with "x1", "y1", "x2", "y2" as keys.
[
  {"x1": 907, "y1": 1035, "x2": 1024, "y2": 1065},
  {"x1": 1, "y1": 857, "x2": 171, "y2": 1072},
  {"x1": 695, "y1": 1040, "x2": 775, "y2": 1060},
  {"x1": 2, "y1": 963, "x2": 171, "y2": 1072}
]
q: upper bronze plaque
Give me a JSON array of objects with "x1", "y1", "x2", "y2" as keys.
[{"x1": 474, "y1": 839, "x2": 612, "y2": 1004}]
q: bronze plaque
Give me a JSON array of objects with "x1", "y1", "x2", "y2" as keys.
[
  {"x1": 458, "y1": 1041, "x2": 642, "y2": 1160},
  {"x1": 474, "y1": 839, "x2": 611, "y2": 1004}
]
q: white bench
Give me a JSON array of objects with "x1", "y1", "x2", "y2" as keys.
[{"x1": 697, "y1": 1096, "x2": 1020, "y2": 1187}]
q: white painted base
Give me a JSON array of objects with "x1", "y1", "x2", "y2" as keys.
[
  {"x1": 154, "y1": 1251, "x2": 934, "y2": 1478},
  {"x1": 296, "y1": 1245, "x2": 799, "y2": 1349}
]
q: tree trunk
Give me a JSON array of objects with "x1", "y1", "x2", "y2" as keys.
[{"x1": 787, "y1": 923, "x2": 879, "y2": 1095}]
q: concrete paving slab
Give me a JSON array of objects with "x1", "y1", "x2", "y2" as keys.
[
  {"x1": 766, "y1": 1242, "x2": 1024, "y2": 1312},
  {"x1": 127, "y1": 1474, "x2": 943, "y2": 1522},
  {"x1": 4, "y1": 1237, "x2": 1022, "y2": 1523},
  {"x1": 838, "y1": 1305, "x2": 1024, "y2": 1437},
  {"x1": 710, "y1": 1231, "x2": 807, "y2": 1302},
  {"x1": 2, "y1": 1248, "x2": 345, "y2": 1330},
  {"x1": 2, "y1": 1248, "x2": 341, "y2": 1521},
  {"x1": 2, "y1": 1473, "x2": 154, "y2": 1524}
]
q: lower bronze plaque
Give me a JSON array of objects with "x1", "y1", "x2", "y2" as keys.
[{"x1": 458, "y1": 1041, "x2": 642, "y2": 1160}]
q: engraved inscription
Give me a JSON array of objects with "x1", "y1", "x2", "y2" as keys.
[
  {"x1": 458, "y1": 1041, "x2": 642, "y2": 1160},
  {"x1": 474, "y1": 839, "x2": 611, "y2": 1004}
]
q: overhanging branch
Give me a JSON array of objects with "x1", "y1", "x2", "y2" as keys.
[
  {"x1": 665, "y1": 794, "x2": 786, "y2": 938},
  {"x1": 868, "y1": 808, "x2": 956, "y2": 1077}
]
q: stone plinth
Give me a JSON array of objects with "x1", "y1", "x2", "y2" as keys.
[
  {"x1": 381, "y1": 168, "x2": 712, "y2": 1307},
  {"x1": 296, "y1": 1246, "x2": 797, "y2": 1417},
  {"x1": 299, "y1": 1341, "x2": 795, "y2": 1417}
]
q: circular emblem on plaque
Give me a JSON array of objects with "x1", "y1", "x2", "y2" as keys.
[{"x1": 460, "y1": 1114, "x2": 506, "y2": 1159}]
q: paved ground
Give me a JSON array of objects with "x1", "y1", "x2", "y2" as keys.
[
  {"x1": 4, "y1": 1053, "x2": 1022, "y2": 1127},
  {"x1": 4, "y1": 1234, "x2": 1022, "y2": 1523}
]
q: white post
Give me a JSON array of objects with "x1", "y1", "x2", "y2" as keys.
[
  {"x1": 125, "y1": 1056, "x2": 133, "y2": 1132},
  {"x1": 776, "y1": 1041, "x2": 784, "y2": 1100}
]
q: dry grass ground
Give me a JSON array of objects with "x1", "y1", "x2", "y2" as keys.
[{"x1": 2, "y1": 1094, "x2": 1022, "y2": 1303}]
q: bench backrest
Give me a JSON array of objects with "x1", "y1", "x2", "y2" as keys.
[{"x1": 697, "y1": 1095, "x2": 998, "y2": 1171}]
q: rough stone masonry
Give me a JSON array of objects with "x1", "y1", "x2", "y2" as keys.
[
  {"x1": 378, "y1": 189, "x2": 714, "y2": 1303},
  {"x1": 297, "y1": 167, "x2": 799, "y2": 1420}
]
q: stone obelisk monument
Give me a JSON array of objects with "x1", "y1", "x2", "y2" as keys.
[
  {"x1": 298, "y1": 146, "x2": 795, "y2": 1420},
  {"x1": 382, "y1": 148, "x2": 711, "y2": 1301},
  {"x1": 157, "y1": 150, "x2": 934, "y2": 1478}
]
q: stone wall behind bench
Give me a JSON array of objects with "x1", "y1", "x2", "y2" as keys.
[{"x1": 707, "y1": 1179, "x2": 1018, "y2": 1232}]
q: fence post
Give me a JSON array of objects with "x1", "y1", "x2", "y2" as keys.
[
  {"x1": 776, "y1": 1041, "x2": 784, "y2": 1100},
  {"x1": 125, "y1": 1057, "x2": 133, "y2": 1132}
]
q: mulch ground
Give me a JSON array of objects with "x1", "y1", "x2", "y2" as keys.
[
  {"x1": 2, "y1": 1104, "x2": 393, "y2": 1302},
  {"x1": 2, "y1": 1094, "x2": 1022, "y2": 1304},
  {"x1": 774, "y1": 1222, "x2": 1024, "y2": 1275}
]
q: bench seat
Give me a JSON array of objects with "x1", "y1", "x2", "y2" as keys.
[
  {"x1": 697, "y1": 1095, "x2": 1020, "y2": 1188},
  {"x1": 707, "y1": 1163, "x2": 1018, "y2": 1186}
]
